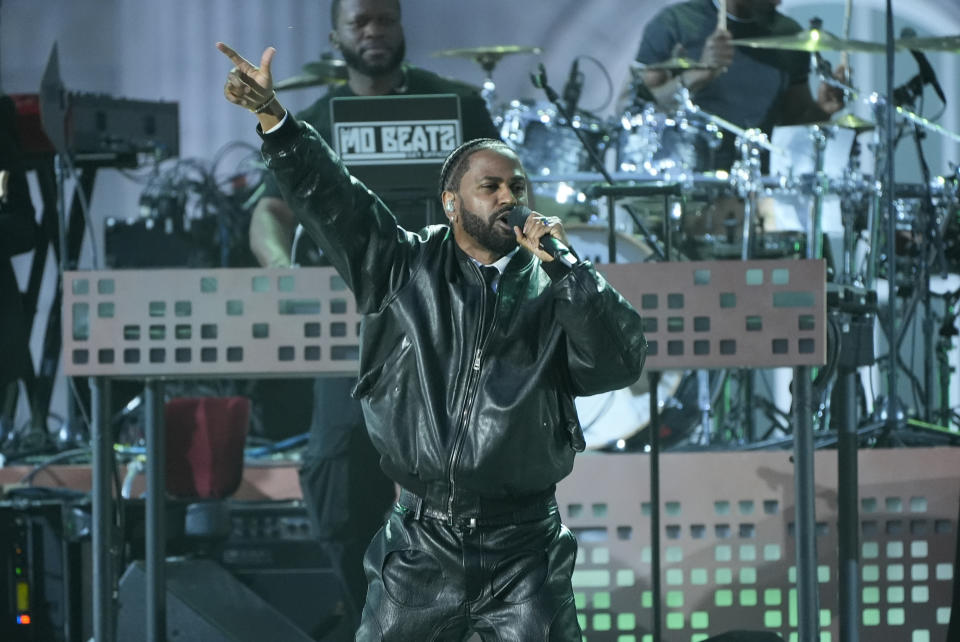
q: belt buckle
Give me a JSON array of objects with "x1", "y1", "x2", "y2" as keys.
[{"x1": 456, "y1": 515, "x2": 479, "y2": 533}]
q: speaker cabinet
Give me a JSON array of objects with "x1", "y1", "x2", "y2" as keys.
[{"x1": 117, "y1": 559, "x2": 314, "y2": 642}]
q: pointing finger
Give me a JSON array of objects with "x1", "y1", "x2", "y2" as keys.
[{"x1": 216, "y1": 42, "x2": 253, "y2": 72}]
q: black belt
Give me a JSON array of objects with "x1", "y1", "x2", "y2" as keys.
[{"x1": 396, "y1": 487, "x2": 558, "y2": 529}]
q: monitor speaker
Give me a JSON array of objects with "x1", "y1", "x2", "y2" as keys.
[{"x1": 116, "y1": 559, "x2": 314, "y2": 642}]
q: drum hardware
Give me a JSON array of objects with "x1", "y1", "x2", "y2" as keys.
[
  {"x1": 274, "y1": 57, "x2": 348, "y2": 92},
  {"x1": 431, "y1": 44, "x2": 542, "y2": 113},
  {"x1": 833, "y1": 169, "x2": 875, "y2": 286},
  {"x1": 729, "y1": 128, "x2": 778, "y2": 260},
  {"x1": 805, "y1": 125, "x2": 834, "y2": 261}
]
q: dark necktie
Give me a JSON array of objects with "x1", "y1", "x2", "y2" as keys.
[
  {"x1": 480, "y1": 265, "x2": 499, "y2": 292},
  {"x1": 480, "y1": 266, "x2": 499, "y2": 327}
]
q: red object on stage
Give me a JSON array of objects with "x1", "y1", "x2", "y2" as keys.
[
  {"x1": 8, "y1": 94, "x2": 56, "y2": 156},
  {"x1": 164, "y1": 397, "x2": 250, "y2": 499}
]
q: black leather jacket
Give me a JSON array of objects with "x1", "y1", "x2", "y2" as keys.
[{"x1": 261, "y1": 117, "x2": 646, "y2": 509}]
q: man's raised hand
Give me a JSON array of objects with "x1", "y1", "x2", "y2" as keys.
[{"x1": 216, "y1": 42, "x2": 281, "y2": 116}]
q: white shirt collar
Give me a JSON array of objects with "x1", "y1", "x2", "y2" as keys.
[{"x1": 472, "y1": 247, "x2": 519, "y2": 275}]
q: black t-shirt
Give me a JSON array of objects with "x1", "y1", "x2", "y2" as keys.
[
  {"x1": 295, "y1": 65, "x2": 500, "y2": 143},
  {"x1": 261, "y1": 64, "x2": 500, "y2": 208},
  {"x1": 636, "y1": 0, "x2": 809, "y2": 131}
]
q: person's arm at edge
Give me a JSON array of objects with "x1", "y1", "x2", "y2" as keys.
[{"x1": 249, "y1": 196, "x2": 296, "y2": 267}]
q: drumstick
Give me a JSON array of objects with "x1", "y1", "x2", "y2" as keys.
[
  {"x1": 718, "y1": 0, "x2": 727, "y2": 31},
  {"x1": 840, "y1": 0, "x2": 853, "y2": 77}
]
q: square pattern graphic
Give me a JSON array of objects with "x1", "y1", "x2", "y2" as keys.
[
  {"x1": 63, "y1": 259, "x2": 826, "y2": 377},
  {"x1": 63, "y1": 267, "x2": 362, "y2": 377},
  {"x1": 557, "y1": 450, "x2": 958, "y2": 642},
  {"x1": 599, "y1": 259, "x2": 826, "y2": 370}
]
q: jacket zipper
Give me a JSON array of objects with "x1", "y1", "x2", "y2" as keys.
[{"x1": 446, "y1": 266, "x2": 499, "y2": 519}]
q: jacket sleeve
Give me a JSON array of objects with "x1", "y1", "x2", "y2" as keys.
[
  {"x1": 551, "y1": 260, "x2": 647, "y2": 396},
  {"x1": 258, "y1": 116, "x2": 423, "y2": 313}
]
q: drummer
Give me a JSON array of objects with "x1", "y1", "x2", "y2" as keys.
[
  {"x1": 625, "y1": 0, "x2": 846, "y2": 171},
  {"x1": 246, "y1": 0, "x2": 500, "y2": 630}
]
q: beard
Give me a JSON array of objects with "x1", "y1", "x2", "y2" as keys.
[
  {"x1": 459, "y1": 203, "x2": 518, "y2": 257},
  {"x1": 339, "y1": 37, "x2": 406, "y2": 77}
]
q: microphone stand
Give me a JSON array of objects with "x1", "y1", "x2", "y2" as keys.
[
  {"x1": 883, "y1": 0, "x2": 899, "y2": 436},
  {"x1": 532, "y1": 65, "x2": 668, "y2": 262},
  {"x1": 911, "y1": 119, "x2": 938, "y2": 423}
]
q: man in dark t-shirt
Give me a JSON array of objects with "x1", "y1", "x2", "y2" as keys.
[
  {"x1": 625, "y1": 0, "x2": 845, "y2": 170},
  {"x1": 620, "y1": 0, "x2": 846, "y2": 259},
  {"x1": 247, "y1": 0, "x2": 498, "y2": 632},
  {"x1": 258, "y1": 65, "x2": 500, "y2": 264}
]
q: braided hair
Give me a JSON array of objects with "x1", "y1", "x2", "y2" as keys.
[{"x1": 437, "y1": 138, "x2": 517, "y2": 200}]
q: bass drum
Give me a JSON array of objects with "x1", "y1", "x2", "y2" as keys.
[
  {"x1": 577, "y1": 372, "x2": 728, "y2": 451},
  {"x1": 564, "y1": 225, "x2": 705, "y2": 450}
]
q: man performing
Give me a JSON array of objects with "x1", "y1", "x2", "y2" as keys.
[
  {"x1": 249, "y1": 0, "x2": 500, "y2": 627},
  {"x1": 217, "y1": 40, "x2": 646, "y2": 641}
]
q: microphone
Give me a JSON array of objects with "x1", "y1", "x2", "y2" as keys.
[
  {"x1": 530, "y1": 63, "x2": 560, "y2": 103},
  {"x1": 901, "y1": 28, "x2": 947, "y2": 104},
  {"x1": 562, "y1": 58, "x2": 583, "y2": 114},
  {"x1": 507, "y1": 205, "x2": 578, "y2": 267},
  {"x1": 530, "y1": 63, "x2": 548, "y2": 90}
]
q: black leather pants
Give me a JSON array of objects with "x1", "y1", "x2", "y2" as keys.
[{"x1": 356, "y1": 491, "x2": 582, "y2": 641}]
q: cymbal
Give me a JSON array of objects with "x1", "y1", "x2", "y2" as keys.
[
  {"x1": 432, "y1": 45, "x2": 542, "y2": 60},
  {"x1": 831, "y1": 113, "x2": 875, "y2": 133},
  {"x1": 897, "y1": 34, "x2": 960, "y2": 53},
  {"x1": 810, "y1": 113, "x2": 875, "y2": 133},
  {"x1": 732, "y1": 29, "x2": 886, "y2": 53},
  {"x1": 301, "y1": 59, "x2": 349, "y2": 80},
  {"x1": 274, "y1": 74, "x2": 334, "y2": 91},
  {"x1": 275, "y1": 59, "x2": 348, "y2": 92},
  {"x1": 631, "y1": 58, "x2": 718, "y2": 72}
]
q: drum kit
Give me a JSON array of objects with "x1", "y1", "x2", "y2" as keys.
[
  {"x1": 427, "y1": 30, "x2": 960, "y2": 450},
  {"x1": 274, "y1": 26, "x2": 960, "y2": 451}
]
